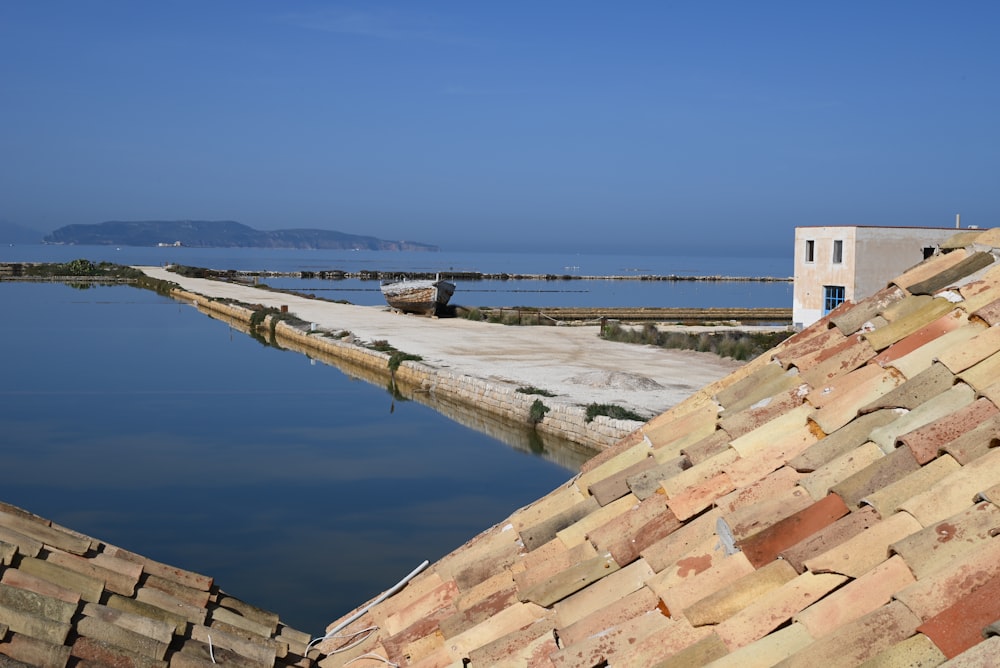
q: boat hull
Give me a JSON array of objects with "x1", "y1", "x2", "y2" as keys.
[{"x1": 380, "y1": 279, "x2": 456, "y2": 316}]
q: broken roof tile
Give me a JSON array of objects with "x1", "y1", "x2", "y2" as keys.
[
  {"x1": 898, "y1": 396, "x2": 999, "y2": 464},
  {"x1": 802, "y1": 510, "x2": 922, "y2": 578},
  {"x1": 861, "y1": 454, "x2": 961, "y2": 517},
  {"x1": 737, "y1": 492, "x2": 850, "y2": 568},
  {"x1": 793, "y1": 554, "x2": 914, "y2": 639}
]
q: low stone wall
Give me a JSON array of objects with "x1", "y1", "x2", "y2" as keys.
[{"x1": 173, "y1": 289, "x2": 640, "y2": 451}]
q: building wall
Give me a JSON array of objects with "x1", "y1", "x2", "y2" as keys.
[{"x1": 793, "y1": 226, "x2": 959, "y2": 328}]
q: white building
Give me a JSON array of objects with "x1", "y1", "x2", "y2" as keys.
[{"x1": 793, "y1": 225, "x2": 961, "y2": 328}]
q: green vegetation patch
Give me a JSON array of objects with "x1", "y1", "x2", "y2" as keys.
[
  {"x1": 517, "y1": 386, "x2": 556, "y2": 397},
  {"x1": 528, "y1": 399, "x2": 550, "y2": 425},
  {"x1": 584, "y1": 403, "x2": 645, "y2": 424},
  {"x1": 600, "y1": 321, "x2": 793, "y2": 361}
]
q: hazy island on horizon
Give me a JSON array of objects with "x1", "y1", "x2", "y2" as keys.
[{"x1": 41, "y1": 220, "x2": 439, "y2": 251}]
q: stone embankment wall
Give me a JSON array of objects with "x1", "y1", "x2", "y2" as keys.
[{"x1": 173, "y1": 289, "x2": 639, "y2": 451}]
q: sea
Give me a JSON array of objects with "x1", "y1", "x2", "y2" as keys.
[{"x1": 0, "y1": 244, "x2": 791, "y2": 634}]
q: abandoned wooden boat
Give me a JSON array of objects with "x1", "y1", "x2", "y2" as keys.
[{"x1": 380, "y1": 276, "x2": 456, "y2": 316}]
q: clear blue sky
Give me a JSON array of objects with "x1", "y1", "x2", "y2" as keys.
[{"x1": 2, "y1": 2, "x2": 997, "y2": 254}]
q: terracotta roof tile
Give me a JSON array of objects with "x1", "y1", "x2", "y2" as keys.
[
  {"x1": 665, "y1": 471, "x2": 736, "y2": 521},
  {"x1": 722, "y1": 484, "x2": 813, "y2": 542},
  {"x1": 855, "y1": 632, "x2": 946, "y2": 668},
  {"x1": 939, "y1": 636, "x2": 1000, "y2": 667},
  {"x1": 830, "y1": 446, "x2": 921, "y2": 507},
  {"x1": 971, "y1": 296, "x2": 1000, "y2": 324},
  {"x1": 513, "y1": 539, "x2": 596, "y2": 594},
  {"x1": 652, "y1": 551, "x2": 755, "y2": 619},
  {"x1": 859, "y1": 361, "x2": 956, "y2": 414},
  {"x1": 641, "y1": 400, "x2": 718, "y2": 453},
  {"x1": 898, "y1": 396, "x2": 999, "y2": 464},
  {"x1": 802, "y1": 510, "x2": 922, "y2": 578},
  {"x1": 917, "y1": 571, "x2": 1000, "y2": 659},
  {"x1": 869, "y1": 383, "x2": 976, "y2": 454},
  {"x1": 682, "y1": 559, "x2": 798, "y2": 626},
  {"x1": 552, "y1": 558, "x2": 654, "y2": 629},
  {"x1": 649, "y1": 630, "x2": 730, "y2": 668},
  {"x1": 587, "y1": 454, "x2": 656, "y2": 505},
  {"x1": 556, "y1": 586, "x2": 659, "y2": 648},
  {"x1": 795, "y1": 554, "x2": 915, "y2": 639},
  {"x1": 607, "y1": 614, "x2": 714, "y2": 668},
  {"x1": 887, "y1": 320, "x2": 984, "y2": 380},
  {"x1": 790, "y1": 410, "x2": 898, "y2": 473},
  {"x1": 899, "y1": 446, "x2": 1000, "y2": 526},
  {"x1": 547, "y1": 606, "x2": 671, "y2": 668},
  {"x1": 941, "y1": 412, "x2": 1000, "y2": 465},
  {"x1": 809, "y1": 365, "x2": 906, "y2": 435},
  {"x1": 518, "y1": 551, "x2": 620, "y2": 607},
  {"x1": 586, "y1": 494, "x2": 681, "y2": 567},
  {"x1": 517, "y1": 495, "x2": 600, "y2": 551},
  {"x1": 715, "y1": 362, "x2": 803, "y2": 414},
  {"x1": 626, "y1": 454, "x2": 690, "y2": 499},
  {"x1": 829, "y1": 285, "x2": 905, "y2": 335},
  {"x1": 861, "y1": 454, "x2": 962, "y2": 517},
  {"x1": 957, "y1": 349, "x2": 1000, "y2": 392},
  {"x1": 864, "y1": 298, "x2": 957, "y2": 352},
  {"x1": 575, "y1": 440, "x2": 652, "y2": 494},
  {"x1": 738, "y1": 492, "x2": 850, "y2": 568},
  {"x1": 956, "y1": 262, "x2": 1000, "y2": 312},
  {"x1": 890, "y1": 501, "x2": 1000, "y2": 580},
  {"x1": 905, "y1": 250, "x2": 996, "y2": 295},
  {"x1": 704, "y1": 621, "x2": 814, "y2": 668},
  {"x1": 797, "y1": 334, "x2": 877, "y2": 388},
  {"x1": 773, "y1": 326, "x2": 847, "y2": 371},
  {"x1": 893, "y1": 536, "x2": 1000, "y2": 621},
  {"x1": 893, "y1": 249, "x2": 971, "y2": 292},
  {"x1": 640, "y1": 506, "x2": 723, "y2": 573},
  {"x1": 679, "y1": 428, "x2": 731, "y2": 464},
  {"x1": 718, "y1": 386, "x2": 809, "y2": 440},
  {"x1": 872, "y1": 308, "x2": 967, "y2": 368},
  {"x1": 779, "y1": 506, "x2": 881, "y2": 573},
  {"x1": 0, "y1": 633, "x2": 72, "y2": 667},
  {"x1": 800, "y1": 441, "x2": 885, "y2": 501}
]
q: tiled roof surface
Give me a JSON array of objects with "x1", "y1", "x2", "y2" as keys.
[
  {"x1": 0, "y1": 502, "x2": 318, "y2": 667},
  {"x1": 316, "y1": 228, "x2": 1000, "y2": 667}
]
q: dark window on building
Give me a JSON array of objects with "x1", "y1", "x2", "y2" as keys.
[
  {"x1": 832, "y1": 240, "x2": 844, "y2": 264},
  {"x1": 824, "y1": 285, "x2": 846, "y2": 314},
  {"x1": 805, "y1": 240, "x2": 815, "y2": 263}
]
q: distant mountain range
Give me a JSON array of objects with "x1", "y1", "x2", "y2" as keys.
[
  {"x1": 42, "y1": 220, "x2": 439, "y2": 251},
  {"x1": 0, "y1": 220, "x2": 44, "y2": 244}
]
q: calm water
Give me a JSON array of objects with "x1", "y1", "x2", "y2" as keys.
[
  {"x1": 0, "y1": 281, "x2": 576, "y2": 634},
  {"x1": 5, "y1": 244, "x2": 793, "y2": 309},
  {"x1": 0, "y1": 245, "x2": 789, "y2": 634}
]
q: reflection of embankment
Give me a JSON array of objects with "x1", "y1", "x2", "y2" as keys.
[{"x1": 199, "y1": 300, "x2": 599, "y2": 472}]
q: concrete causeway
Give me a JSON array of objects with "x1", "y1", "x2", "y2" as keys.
[{"x1": 139, "y1": 266, "x2": 744, "y2": 448}]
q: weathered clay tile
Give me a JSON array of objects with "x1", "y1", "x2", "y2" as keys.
[
  {"x1": 940, "y1": 229, "x2": 985, "y2": 249},
  {"x1": 639, "y1": 507, "x2": 722, "y2": 573},
  {"x1": 940, "y1": 413, "x2": 1000, "y2": 465},
  {"x1": 861, "y1": 454, "x2": 961, "y2": 517},
  {"x1": 1, "y1": 568, "x2": 81, "y2": 608},
  {"x1": 957, "y1": 348, "x2": 1000, "y2": 392},
  {"x1": 800, "y1": 441, "x2": 885, "y2": 501},
  {"x1": 893, "y1": 537, "x2": 1000, "y2": 621},
  {"x1": 887, "y1": 321, "x2": 984, "y2": 380},
  {"x1": 588, "y1": 498, "x2": 680, "y2": 569},
  {"x1": 971, "y1": 297, "x2": 1000, "y2": 324},
  {"x1": 44, "y1": 548, "x2": 138, "y2": 598},
  {"x1": 802, "y1": 510, "x2": 922, "y2": 578},
  {"x1": 17, "y1": 557, "x2": 104, "y2": 604},
  {"x1": 790, "y1": 410, "x2": 899, "y2": 473},
  {"x1": 680, "y1": 429, "x2": 731, "y2": 464},
  {"x1": 859, "y1": 361, "x2": 956, "y2": 414},
  {"x1": 715, "y1": 362, "x2": 803, "y2": 415},
  {"x1": 518, "y1": 495, "x2": 600, "y2": 552},
  {"x1": 0, "y1": 633, "x2": 72, "y2": 667},
  {"x1": 830, "y1": 286, "x2": 905, "y2": 335},
  {"x1": 466, "y1": 616, "x2": 558, "y2": 667},
  {"x1": 772, "y1": 326, "x2": 847, "y2": 371},
  {"x1": 890, "y1": 501, "x2": 1000, "y2": 580},
  {"x1": 809, "y1": 366, "x2": 906, "y2": 435},
  {"x1": 937, "y1": 636, "x2": 1000, "y2": 667},
  {"x1": 905, "y1": 250, "x2": 996, "y2": 295},
  {"x1": 69, "y1": 635, "x2": 168, "y2": 668},
  {"x1": 892, "y1": 249, "x2": 969, "y2": 292},
  {"x1": 682, "y1": 560, "x2": 798, "y2": 627},
  {"x1": 863, "y1": 298, "x2": 956, "y2": 352},
  {"x1": 917, "y1": 572, "x2": 1000, "y2": 659},
  {"x1": 724, "y1": 426, "x2": 818, "y2": 488},
  {"x1": 189, "y1": 622, "x2": 277, "y2": 665},
  {"x1": 0, "y1": 583, "x2": 77, "y2": 626},
  {"x1": 575, "y1": 440, "x2": 652, "y2": 496},
  {"x1": 704, "y1": 621, "x2": 814, "y2": 668},
  {"x1": 718, "y1": 386, "x2": 809, "y2": 440},
  {"x1": 797, "y1": 335, "x2": 877, "y2": 389},
  {"x1": 0, "y1": 527, "x2": 42, "y2": 560},
  {"x1": 650, "y1": 551, "x2": 755, "y2": 617},
  {"x1": 626, "y1": 454, "x2": 690, "y2": 500},
  {"x1": 729, "y1": 404, "x2": 813, "y2": 459},
  {"x1": 556, "y1": 586, "x2": 659, "y2": 648},
  {"x1": 641, "y1": 400, "x2": 718, "y2": 454},
  {"x1": 437, "y1": 524, "x2": 526, "y2": 593},
  {"x1": 587, "y1": 455, "x2": 656, "y2": 505},
  {"x1": 872, "y1": 309, "x2": 967, "y2": 369},
  {"x1": 899, "y1": 446, "x2": 1000, "y2": 526},
  {"x1": 662, "y1": 448, "x2": 737, "y2": 498},
  {"x1": 897, "y1": 397, "x2": 999, "y2": 464},
  {"x1": 517, "y1": 551, "x2": 620, "y2": 607},
  {"x1": 793, "y1": 554, "x2": 915, "y2": 638},
  {"x1": 556, "y1": 493, "x2": 638, "y2": 549},
  {"x1": 714, "y1": 571, "x2": 846, "y2": 651},
  {"x1": 509, "y1": 482, "x2": 589, "y2": 537},
  {"x1": 547, "y1": 606, "x2": 670, "y2": 668},
  {"x1": 868, "y1": 383, "x2": 976, "y2": 454},
  {"x1": 102, "y1": 543, "x2": 213, "y2": 592},
  {"x1": 80, "y1": 601, "x2": 174, "y2": 646},
  {"x1": 737, "y1": 493, "x2": 849, "y2": 568},
  {"x1": 779, "y1": 506, "x2": 881, "y2": 573},
  {"x1": 666, "y1": 471, "x2": 737, "y2": 522},
  {"x1": 722, "y1": 485, "x2": 813, "y2": 542},
  {"x1": 647, "y1": 631, "x2": 729, "y2": 668},
  {"x1": 830, "y1": 446, "x2": 920, "y2": 507},
  {"x1": 602, "y1": 613, "x2": 714, "y2": 668},
  {"x1": 552, "y1": 559, "x2": 654, "y2": 629},
  {"x1": 0, "y1": 511, "x2": 91, "y2": 556},
  {"x1": 855, "y1": 632, "x2": 946, "y2": 668},
  {"x1": 441, "y1": 601, "x2": 550, "y2": 661},
  {"x1": 958, "y1": 261, "x2": 1000, "y2": 313},
  {"x1": 716, "y1": 466, "x2": 800, "y2": 515},
  {"x1": 773, "y1": 600, "x2": 922, "y2": 668},
  {"x1": 513, "y1": 539, "x2": 596, "y2": 595}
]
